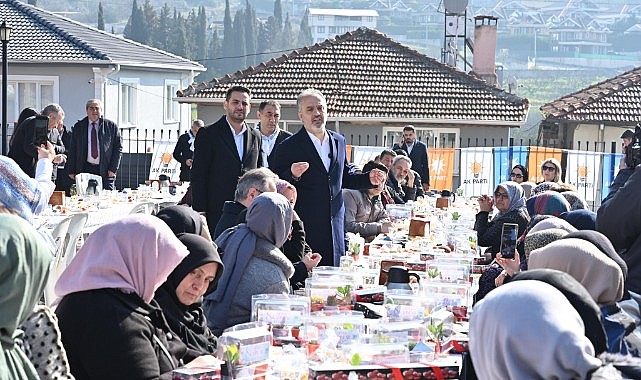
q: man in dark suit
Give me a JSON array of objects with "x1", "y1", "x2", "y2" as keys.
[
  {"x1": 392, "y1": 125, "x2": 430, "y2": 191},
  {"x1": 270, "y1": 89, "x2": 386, "y2": 267},
  {"x1": 191, "y1": 85, "x2": 263, "y2": 235},
  {"x1": 66, "y1": 99, "x2": 122, "y2": 190},
  {"x1": 173, "y1": 119, "x2": 203, "y2": 182},
  {"x1": 8, "y1": 104, "x2": 67, "y2": 177},
  {"x1": 256, "y1": 100, "x2": 291, "y2": 168}
]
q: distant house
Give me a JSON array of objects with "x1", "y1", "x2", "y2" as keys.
[
  {"x1": 0, "y1": 0, "x2": 204, "y2": 143},
  {"x1": 308, "y1": 8, "x2": 379, "y2": 44},
  {"x1": 178, "y1": 27, "x2": 528, "y2": 150},
  {"x1": 539, "y1": 66, "x2": 641, "y2": 150}
]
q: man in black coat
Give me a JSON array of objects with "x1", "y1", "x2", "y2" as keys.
[
  {"x1": 256, "y1": 100, "x2": 291, "y2": 168},
  {"x1": 8, "y1": 104, "x2": 67, "y2": 177},
  {"x1": 392, "y1": 124, "x2": 430, "y2": 191},
  {"x1": 66, "y1": 99, "x2": 122, "y2": 190},
  {"x1": 173, "y1": 119, "x2": 203, "y2": 182},
  {"x1": 270, "y1": 89, "x2": 385, "y2": 267},
  {"x1": 191, "y1": 85, "x2": 263, "y2": 235}
]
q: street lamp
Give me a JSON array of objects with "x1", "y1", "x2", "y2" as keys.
[{"x1": 0, "y1": 21, "x2": 11, "y2": 155}]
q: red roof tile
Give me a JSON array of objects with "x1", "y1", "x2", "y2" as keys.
[
  {"x1": 178, "y1": 28, "x2": 528, "y2": 123},
  {"x1": 540, "y1": 66, "x2": 641, "y2": 124}
]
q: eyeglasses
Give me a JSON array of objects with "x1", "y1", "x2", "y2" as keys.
[
  {"x1": 494, "y1": 191, "x2": 509, "y2": 200},
  {"x1": 510, "y1": 173, "x2": 523, "y2": 179},
  {"x1": 542, "y1": 166, "x2": 556, "y2": 172}
]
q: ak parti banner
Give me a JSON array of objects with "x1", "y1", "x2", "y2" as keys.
[
  {"x1": 460, "y1": 147, "x2": 494, "y2": 197},
  {"x1": 527, "y1": 147, "x2": 563, "y2": 184},
  {"x1": 428, "y1": 148, "x2": 455, "y2": 191}
]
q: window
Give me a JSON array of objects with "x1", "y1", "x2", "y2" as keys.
[
  {"x1": 317, "y1": 26, "x2": 325, "y2": 33},
  {"x1": 164, "y1": 80, "x2": 179, "y2": 123},
  {"x1": 367, "y1": 16, "x2": 374, "y2": 22},
  {"x1": 120, "y1": 79, "x2": 138, "y2": 127},
  {"x1": 329, "y1": 26, "x2": 336, "y2": 33},
  {"x1": 317, "y1": 15, "x2": 324, "y2": 21},
  {"x1": 1, "y1": 76, "x2": 58, "y2": 125}
]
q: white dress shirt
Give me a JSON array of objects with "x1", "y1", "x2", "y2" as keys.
[
  {"x1": 258, "y1": 126, "x2": 280, "y2": 168},
  {"x1": 86, "y1": 120, "x2": 100, "y2": 164},
  {"x1": 227, "y1": 119, "x2": 247, "y2": 161},
  {"x1": 307, "y1": 130, "x2": 331, "y2": 172}
]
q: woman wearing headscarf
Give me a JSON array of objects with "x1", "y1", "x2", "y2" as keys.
[
  {"x1": 55, "y1": 214, "x2": 216, "y2": 379},
  {"x1": 154, "y1": 233, "x2": 223, "y2": 362},
  {"x1": 561, "y1": 209, "x2": 598, "y2": 231},
  {"x1": 0, "y1": 214, "x2": 52, "y2": 380},
  {"x1": 474, "y1": 181, "x2": 529, "y2": 258},
  {"x1": 526, "y1": 190, "x2": 571, "y2": 217},
  {"x1": 204, "y1": 193, "x2": 295, "y2": 335},
  {"x1": 527, "y1": 216, "x2": 578, "y2": 234},
  {"x1": 529, "y1": 236, "x2": 635, "y2": 355},
  {"x1": 156, "y1": 205, "x2": 203, "y2": 235},
  {"x1": 470, "y1": 280, "x2": 603, "y2": 379}
]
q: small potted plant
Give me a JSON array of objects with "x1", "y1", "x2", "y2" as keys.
[{"x1": 428, "y1": 321, "x2": 445, "y2": 357}]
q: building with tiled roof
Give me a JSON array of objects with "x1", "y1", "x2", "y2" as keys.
[
  {"x1": 0, "y1": 0, "x2": 204, "y2": 143},
  {"x1": 539, "y1": 65, "x2": 641, "y2": 149},
  {"x1": 178, "y1": 27, "x2": 528, "y2": 149}
]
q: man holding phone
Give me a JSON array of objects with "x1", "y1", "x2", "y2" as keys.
[
  {"x1": 8, "y1": 104, "x2": 67, "y2": 177},
  {"x1": 66, "y1": 99, "x2": 122, "y2": 190}
]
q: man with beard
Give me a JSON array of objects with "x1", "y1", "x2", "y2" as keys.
[
  {"x1": 191, "y1": 86, "x2": 263, "y2": 235},
  {"x1": 270, "y1": 88, "x2": 385, "y2": 267},
  {"x1": 392, "y1": 125, "x2": 430, "y2": 191},
  {"x1": 256, "y1": 100, "x2": 291, "y2": 168},
  {"x1": 386, "y1": 155, "x2": 417, "y2": 203}
]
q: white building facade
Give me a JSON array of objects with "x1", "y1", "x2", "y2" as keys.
[{"x1": 308, "y1": 8, "x2": 379, "y2": 43}]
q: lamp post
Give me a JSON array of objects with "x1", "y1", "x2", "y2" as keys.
[{"x1": 0, "y1": 22, "x2": 11, "y2": 156}]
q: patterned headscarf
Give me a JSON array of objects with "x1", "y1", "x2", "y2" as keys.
[
  {"x1": 524, "y1": 228, "x2": 569, "y2": 260},
  {"x1": 526, "y1": 191, "x2": 571, "y2": 217},
  {"x1": 494, "y1": 181, "x2": 526, "y2": 218},
  {"x1": 561, "y1": 191, "x2": 588, "y2": 211},
  {"x1": 55, "y1": 214, "x2": 189, "y2": 303}
]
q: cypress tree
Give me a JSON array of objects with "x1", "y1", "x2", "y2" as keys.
[
  {"x1": 142, "y1": 0, "x2": 158, "y2": 45},
  {"x1": 232, "y1": 9, "x2": 247, "y2": 71},
  {"x1": 205, "y1": 28, "x2": 221, "y2": 80},
  {"x1": 169, "y1": 10, "x2": 188, "y2": 58},
  {"x1": 244, "y1": 0, "x2": 257, "y2": 66},
  {"x1": 155, "y1": 4, "x2": 172, "y2": 51},
  {"x1": 195, "y1": 6, "x2": 208, "y2": 63},
  {"x1": 298, "y1": 8, "x2": 313, "y2": 47},
  {"x1": 123, "y1": 0, "x2": 147, "y2": 44},
  {"x1": 281, "y1": 12, "x2": 293, "y2": 50},
  {"x1": 97, "y1": 2, "x2": 105, "y2": 31},
  {"x1": 274, "y1": 0, "x2": 283, "y2": 32},
  {"x1": 221, "y1": 0, "x2": 234, "y2": 75}
]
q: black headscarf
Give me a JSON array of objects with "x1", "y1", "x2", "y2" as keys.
[
  {"x1": 156, "y1": 205, "x2": 203, "y2": 235},
  {"x1": 154, "y1": 233, "x2": 223, "y2": 357},
  {"x1": 510, "y1": 268, "x2": 608, "y2": 355}
]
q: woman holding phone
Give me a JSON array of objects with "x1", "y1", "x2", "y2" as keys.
[{"x1": 475, "y1": 181, "x2": 530, "y2": 258}]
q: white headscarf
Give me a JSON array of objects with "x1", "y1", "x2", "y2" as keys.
[{"x1": 470, "y1": 280, "x2": 602, "y2": 379}]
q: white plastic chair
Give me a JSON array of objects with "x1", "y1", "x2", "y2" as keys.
[
  {"x1": 129, "y1": 201, "x2": 157, "y2": 215},
  {"x1": 75, "y1": 173, "x2": 103, "y2": 196},
  {"x1": 62, "y1": 213, "x2": 88, "y2": 267},
  {"x1": 43, "y1": 216, "x2": 73, "y2": 306}
]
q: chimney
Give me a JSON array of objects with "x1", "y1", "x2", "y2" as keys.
[{"x1": 472, "y1": 16, "x2": 498, "y2": 86}]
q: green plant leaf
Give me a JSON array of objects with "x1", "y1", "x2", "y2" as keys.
[{"x1": 350, "y1": 353, "x2": 362, "y2": 366}]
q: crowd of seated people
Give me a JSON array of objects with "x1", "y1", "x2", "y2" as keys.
[{"x1": 6, "y1": 88, "x2": 641, "y2": 380}]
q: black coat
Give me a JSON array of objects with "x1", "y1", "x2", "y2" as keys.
[
  {"x1": 270, "y1": 127, "x2": 372, "y2": 266},
  {"x1": 66, "y1": 116, "x2": 122, "y2": 188},
  {"x1": 191, "y1": 116, "x2": 262, "y2": 233},
  {"x1": 7, "y1": 116, "x2": 41, "y2": 177},
  {"x1": 597, "y1": 165, "x2": 641, "y2": 294},
  {"x1": 56, "y1": 288, "x2": 188, "y2": 380},
  {"x1": 173, "y1": 131, "x2": 195, "y2": 182},
  {"x1": 393, "y1": 140, "x2": 430, "y2": 187}
]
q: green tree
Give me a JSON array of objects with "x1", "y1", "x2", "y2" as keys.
[
  {"x1": 97, "y1": 2, "x2": 105, "y2": 31},
  {"x1": 204, "y1": 28, "x2": 221, "y2": 80},
  {"x1": 195, "y1": 6, "x2": 208, "y2": 62},
  {"x1": 274, "y1": 0, "x2": 283, "y2": 32},
  {"x1": 27, "y1": 0, "x2": 37, "y2": 5},
  {"x1": 298, "y1": 8, "x2": 312, "y2": 47},
  {"x1": 123, "y1": 0, "x2": 147, "y2": 44},
  {"x1": 142, "y1": 0, "x2": 158, "y2": 46},
  {"x1": 221, "y1": 0, "x2": 235, "y2": 75},
  {"x1": 232, "y1": 9, "x2": 247, "y2": 70},
  {"x1": 281, "y1": 12, "x2": 293, "y2": 50},
  {"x1": 155, "y1": 4, "x2": 172, "y2": 51},
  {"x1": 168, "y1": 9, "x2": 188, "y2": 58},
  {"x1": 244, "y1": 0, "x2": 257, "y2": 66}
]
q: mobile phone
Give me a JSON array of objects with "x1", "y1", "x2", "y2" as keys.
[
  {"x1": 499, "y1": 223, "x2": 518, "y2": 259},
  {"x1": 32, "y1": 115, "x2": 50, "y2": 146}
]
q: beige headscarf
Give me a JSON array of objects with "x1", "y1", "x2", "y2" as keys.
[{"x1": 528, "y1": 238, "x2": 624, "y2": 306}]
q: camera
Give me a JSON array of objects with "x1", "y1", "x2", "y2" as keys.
[{"x1": 625, "y1": 125, "x2": 641, "y2": 169}]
